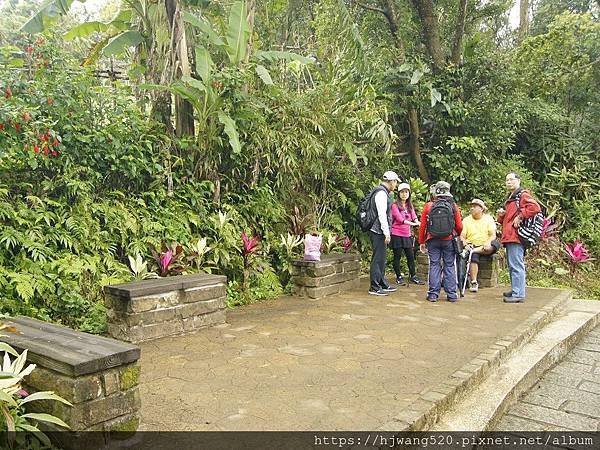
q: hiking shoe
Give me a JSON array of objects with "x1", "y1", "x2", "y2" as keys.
[
  {"x1": 504, "y1": 296, "x2": 525, "y2": 303},
  {"x1": 410, "y1": 275, "x2": 425, "y2": 285},
  {"x1": 447, "y1": 297, "x2": 459, "y2": 302},
  {"x1": 368, "y1": 288, "x2": 388, "y2": 296},
  {"x1": 469, "y1": 281, "x2": 479, "y2": 293},
  {"x1": 426, "y1": 295, "x2": 438, "y2": 302},
  {"x1": 503, "y1": 291, "x2": 513, "y2": 298},
  {"x1": 396, "y1": 276, "x2": 406, "y2": 285},
  {"x1": 381, "y1": 286, "x2": 397, "y2": 293}
]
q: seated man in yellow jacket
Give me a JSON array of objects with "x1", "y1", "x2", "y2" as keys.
[{"x1": 460, "y1": 199, "x2": 501, "y2": 292}]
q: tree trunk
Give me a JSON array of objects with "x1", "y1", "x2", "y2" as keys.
[
  {"x1": 356, "y1": 1, "x2": 429, "y2": 183},
  {"x1": 408, "y1": 107, "x2": 430, "y2": 183},
  {"x1": 518, "y1": 0, "x2": 529, "y2": 43},
  {"x1": 166, "y1": 0, "x2": 195, "y2": 137},
  {"x1": 451, "y1": 0, "x2": 468, "y2": 66},
  {"x1": 411, "y1": 0, "x2": 446, "y2": 72}
]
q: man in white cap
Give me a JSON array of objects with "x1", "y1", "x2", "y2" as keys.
[
  {"x1": 367, "y1": 171, "x2": 400, "y2": 296},
  {"x1": 460, "y1": 198, "x2": 500, "y2": 293}
]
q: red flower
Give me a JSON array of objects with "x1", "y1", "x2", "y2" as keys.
[
  {"x1": 52, "y1": 139, "x2": 60, "y2": 147},
  {"x1": 39, "y1": 134, "x2": 48, "y2": 141},
  {"x1": 25, "y1": 45, "x2": 33, "y2": 54},
  {"x1": 22, "y1": 112, "x2": 31, "y2": 122},
  {"x1": 4, "y1": 87, "x2": 12, "y2": 98},
  {"x1": 33, "y1": 144, "x2": 40, "y2": 154},
  {"x1": 43, "y1": 147, "x2": 49, "y2": 156},
  {"x1": 0, "y1": 123, "x2": 4, "y2": 130},
  {"x1": 51, "y1": 150, "x2": 58, "y2": 157},
  {"x1": 14, "y1": 123, "x2": 21, "y2": 131},
  {"x1": 47, "y1": 97, "x2": 54, "y2": 105}
]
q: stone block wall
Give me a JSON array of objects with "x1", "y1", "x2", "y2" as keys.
[
  {"x1": 291, "y1": 253, "x2": 361, "y2": 299},
  {"x1": 3, "y1": 316, "x2": 141, "y2": 450},
  {"x1": 104, "y1": 273, "x2": 227, "y2": 343},
  {"x1": 416, "y1": 252, "x2": 500, "y2": 288}
]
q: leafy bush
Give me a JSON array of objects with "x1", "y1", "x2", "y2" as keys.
[{"x1": 1, "y1": 327, "x2": 71, "y2": 447}]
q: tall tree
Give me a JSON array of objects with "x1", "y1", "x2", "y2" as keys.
[
  {"x1": 451, "y1": 0, "x2": 468, "y2": 66},
  {"x1": 356, "y1": 0, "x2": 429, "y2": 182},
  {"x1": 411, "y1": 0, "x2": 446, "y2": 72},
  {"x1": 519, "y1": 0, "x2": 529, "y2": 42}
]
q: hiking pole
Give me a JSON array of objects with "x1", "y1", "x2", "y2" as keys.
[{"x1": 461, "y1": 248, "x2": 473, "y2": 296}]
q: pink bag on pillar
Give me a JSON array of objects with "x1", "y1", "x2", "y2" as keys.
[{"x1": 304, "y1": 234, "x2": 322, "y2": 261}]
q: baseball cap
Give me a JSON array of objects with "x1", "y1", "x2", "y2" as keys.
[
  {"x1": 397, "y1": 183, "x2": 411, "y2": 192},
  {"x1": 470, "y1": 198, "x2": 487, "y2": 210},
  {"x1": 434, "y1": 181, "x2": 452, "y2": 197},
  {"x1": 382, "y1": 171, "x2": 400, "y2": 182}
]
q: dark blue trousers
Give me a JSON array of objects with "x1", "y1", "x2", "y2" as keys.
[{"x1": 426, "y1": 239, "x2": 458, "y2": 299}]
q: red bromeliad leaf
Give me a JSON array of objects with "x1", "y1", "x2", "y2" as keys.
[
  {"x1": 565, "y1": 240, "x2": 592, "y2": 264},
  {"x1": 159, "y1": 250, "x2": 174, "y2": 273},
  {"x1": 241, "y1": 232, "x2": 260, "y2": 255},
  {"x1": 340, "y1": 236, "x2": 353, "y2": 252}
]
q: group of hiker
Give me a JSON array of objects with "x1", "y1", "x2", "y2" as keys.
[{"x1": 362, "y1": 170, "x2": 542, "y2": 303}]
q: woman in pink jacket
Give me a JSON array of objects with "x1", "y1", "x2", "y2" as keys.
[{"x1": 390, "y1": 183, "x2": 425, "y2": 285}]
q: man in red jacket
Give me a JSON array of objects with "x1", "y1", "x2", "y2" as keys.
[
  {"x1": 497, "y1": 172, "x2": 541, "y2": 303},
  {"x1": 419, "y1": 181, "x2": 463, "y2": 302}
]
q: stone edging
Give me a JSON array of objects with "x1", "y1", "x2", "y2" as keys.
[{"x1": 381, "y1": 289, "x2": 573, "y2": 431}]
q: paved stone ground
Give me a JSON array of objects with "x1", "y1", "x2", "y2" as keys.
[
  {"x1": 137, "y1": 280, "x2": 564, "y2": 431},
  {"x1": 495, "y1": 324, "x2": 600, "y2": 431}
]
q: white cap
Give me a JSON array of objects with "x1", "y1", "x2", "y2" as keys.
[
  {"x1": 382, "y1": 171, "x2": 400, "y2": 182},
  {"x1": 397, "y1": 183, "x2": 411, "y2": 192}
]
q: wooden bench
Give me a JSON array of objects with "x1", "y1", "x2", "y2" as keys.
[
  {"x1": 1, "y1": 316, "x2": 141, "y2": 449},
  {"x1": 104, "y1": 273, "x2": 227, "y2": 343},
  {"x1": 291, "y1": 253, "x2": 361, "y2": 299},
  {"x1": 416, "y1": 252, "x2": 500, "y2": 288}
]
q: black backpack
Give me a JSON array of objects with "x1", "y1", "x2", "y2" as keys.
[
  {"x1": 427, "y1": 198, "x2": 456, "y2": 238},
  {"x1": 356, "y1": 186, "x2": 386, "y2": 232}
]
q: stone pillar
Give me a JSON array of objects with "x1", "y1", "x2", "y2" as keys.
[
  {"x1": 104, "y1": 273, "x2": 227, "y2": 343},
  {"x1": 3, "y1": 316, "x2": 141, "y2": 450},
  {"x1": 478, "y1": 254, "x2": 500, "y2": 288},
  {"x1": 416, "y1": 253, "x2": 429, "y2": 280},
  {"x1": 291, "y1": 252, "x2": 361, "y2": 299}
]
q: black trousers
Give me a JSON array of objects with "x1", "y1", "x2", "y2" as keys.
[
  {"x1": 392, "y1": 247, "x2": 416, "y2": 278},
  {"x1": 369, "y1": 231, "x2": 388, "y2": 290}
]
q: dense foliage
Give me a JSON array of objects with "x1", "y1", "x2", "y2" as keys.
[{"x1": 1, "y1": 0, "x2": 599, "y2": 332}]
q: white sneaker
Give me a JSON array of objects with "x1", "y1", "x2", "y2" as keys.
[{"x1": 469, "y1": 281, "x2": 479, "y2": 293}]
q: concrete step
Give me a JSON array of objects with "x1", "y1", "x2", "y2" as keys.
[
  {"x1": 381, "y1": 288, "x2": 573, "y2": 431},
  {"x1": 430, "y1": 298, "x2": 600, "y2": 431}
]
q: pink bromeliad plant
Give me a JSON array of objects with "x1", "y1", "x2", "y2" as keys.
[
  {"x1": 149, "y1": 243, "x2": 185, "y2": 276},
  {"x1": 541, "y1": 217, "x2": 559, "y2": 240},
  {"x1": 564, "y1": 240, "x2": 593, "y2": 265},
  {"x1": 339, "y1": 236, "x2": 353, "y2": 253},
  {"x1": 241, "y1": 232, "x2": 261, "y2": 290}
]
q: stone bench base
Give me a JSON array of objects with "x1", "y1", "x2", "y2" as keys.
[
  {"x1": 291, "y1": 253, "x2": 361, "y2": 299},
  {"x1": 2, "y1": 316, "x2": 141, "y2": 449},
  {"x1": 104, "y1": 273, "x2": 227, "y2": 343},
  {"x1": 417, "y1": 252, "x2": 500, "y2": 288}
]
